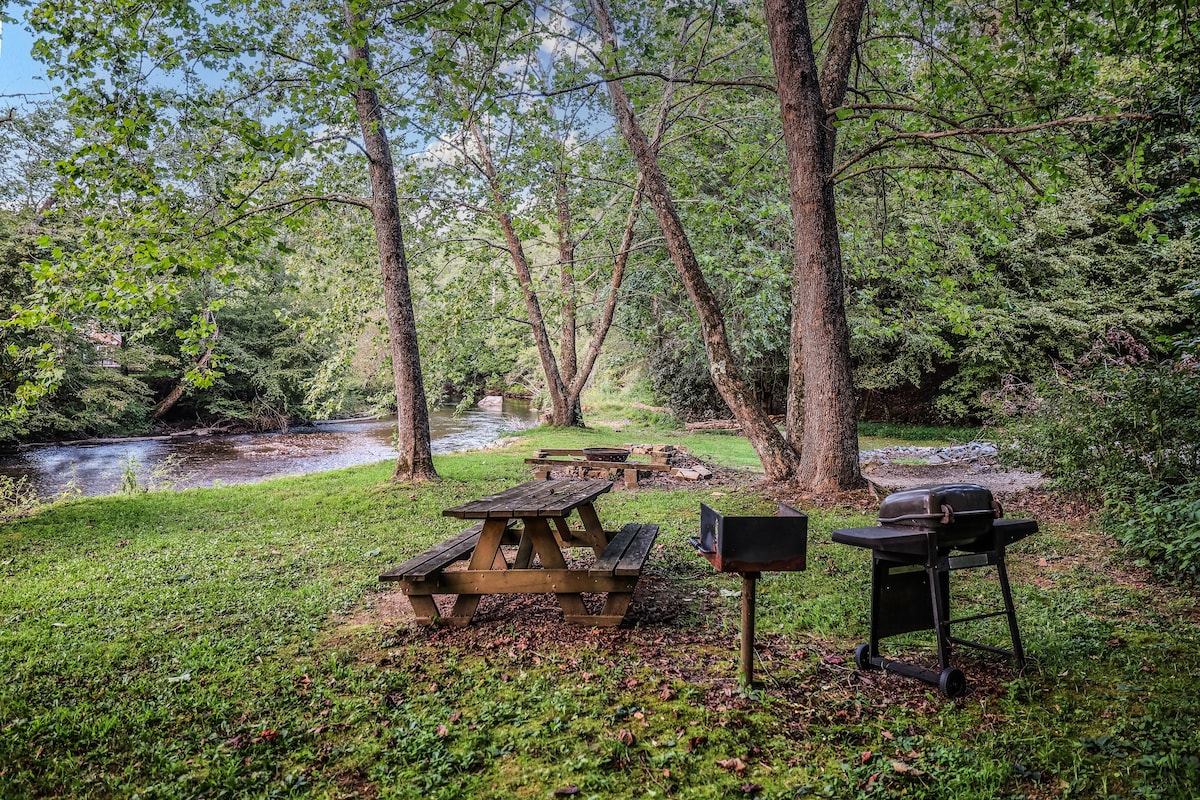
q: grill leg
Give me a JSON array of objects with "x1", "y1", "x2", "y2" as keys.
[
  {"x1": 927, "y1": 564, "x2": 953, "y2": 671},
  {"x1": 866, "y1": 559, "x2": 884, "y2": 660},
  {"x1": 995, "y1": 552, "x2": 1026, "y2": 669}
]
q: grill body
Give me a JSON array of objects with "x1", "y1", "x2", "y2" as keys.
[{"x1": 833, "y1": 484, "x2": 1035, "y2": 697}]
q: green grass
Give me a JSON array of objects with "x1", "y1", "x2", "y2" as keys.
[{"x1": 1, "y1": 427, "x2": 1198, "y2": 798}]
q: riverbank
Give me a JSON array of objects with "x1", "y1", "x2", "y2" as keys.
[
  {"x1": 1, "y1": 426, "x2": 1197, "y2": 798},
  {"x1": 0, "y1": 402, "x2": 541, "y2": 499}
]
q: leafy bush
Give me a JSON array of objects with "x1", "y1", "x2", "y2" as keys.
[
  {"x1": 0, "y1": 475, "x2": 41, "y2": 521},
  {"x1": 995, "y1": 330, "x2": 1200, "y2": 578}
]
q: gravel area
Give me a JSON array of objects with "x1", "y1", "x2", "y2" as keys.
[{"x1": 859, "y1": 442, "x2": 1045, "y2": 493}]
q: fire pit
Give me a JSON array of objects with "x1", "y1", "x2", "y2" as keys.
[
  {"x1": 833, "y1": 483, "x2": 1036, "y2": 697},
  {"x1": 691, "y1": 503, "x2": 807, "y2": 685},
  {"x1": 581, "y1": 447, "x2": 630, "y2": 462}
]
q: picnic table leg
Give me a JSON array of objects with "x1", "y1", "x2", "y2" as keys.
[
  {"x1": 523, "y1": 517, "x2": 589, "y2": 619},
  {"x1": 446, "y1": 517, "x2": 509, "y2": 625},
  {"x1": 598, "y1": 590, "x2": 634, "y2": 622},
  {"x1": 574, "y1": 502, "x2": 609, "y2": 556},
  {"x1": 513, "y1": 530, "x2": 535, "y2": 569}
]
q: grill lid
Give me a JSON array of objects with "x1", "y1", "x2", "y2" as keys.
[{"x1": 878, "y1": 483, "x2": 1001, "y2": 544}]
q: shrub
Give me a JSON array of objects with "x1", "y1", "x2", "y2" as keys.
[
  {"x1": 994, "y1": 330, "x2": 1200, "y2": 578},
  {"x1": 0, "y1": 475, "x2": 41, "y2": 522}
]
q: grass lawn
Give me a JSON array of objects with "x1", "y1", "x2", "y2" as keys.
[{"x1": 1, "y1": 424, "x2": 1198, "y2": 799}]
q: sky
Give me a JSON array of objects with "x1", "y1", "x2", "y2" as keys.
[{"x1": 0, "y1": 18, "x2": 55, "y2": 100}]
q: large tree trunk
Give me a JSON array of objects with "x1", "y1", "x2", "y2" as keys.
[
  {"x1": 766, "y1": 0, "x2": 864, "y2": 491},
  {"x1": 344, "y1": 6, "x2": 437, "y2": 481},
  {"x1": 589, "y1": 0, "x2": 802, "y2": 482}
]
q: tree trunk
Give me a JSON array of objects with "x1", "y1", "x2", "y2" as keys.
[
  {"x1": 556, "y1": 171, "x2": 579, "y2": 391},
  {"x1": 765, "y1": 0, "x2": 864, "y2": 491},
  {"x1": 151, "y1": 347, "x2": 213, "y2": 420},
  {"x1": 589, "y1": 0, "x2": 802, "y2": 482},
  {"x1": 464, "y1": 116, "x2": 575, "y2": 426},
  {"x1": 344, "y1": 6, "x2": 437, "y2": 481},
  {"x1": 566, "y1": 175, "x2": 645, "y2": 419}
]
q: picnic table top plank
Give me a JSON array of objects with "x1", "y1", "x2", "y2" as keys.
[{"x1": 443, "y1": 478, "x2": 612, "y2": 519}]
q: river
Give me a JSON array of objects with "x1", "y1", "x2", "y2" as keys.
[{"x1": 0, "y1": 399, "x2": 541, "y2": 499}]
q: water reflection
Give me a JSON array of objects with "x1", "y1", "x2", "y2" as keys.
[{"x1": 0, "y1": 400, "x2": 540, "y2": 498}]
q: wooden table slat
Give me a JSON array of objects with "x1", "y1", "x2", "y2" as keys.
[{"x1": 443, "y1": 478, "x2": 612, "y2": 519}]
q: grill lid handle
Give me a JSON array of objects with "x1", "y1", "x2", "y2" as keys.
[{"x1": 939, "y1": 504, "x2": 955, "y2": 524}]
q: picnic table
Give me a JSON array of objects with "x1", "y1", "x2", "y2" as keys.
[
  {"x1": 523, "y1": 448, "x2": 673, "y2": 487},
  {"x1": 380, "y1": 478, "x2": 659, "y2": 627}
]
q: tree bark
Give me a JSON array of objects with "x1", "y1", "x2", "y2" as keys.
[
  {"x1": 589, "y1": 0, "x2": 802, "y2": 482},
  {"x1": 344, "y1": 5, "x2": 437, "y2": 481},
  {"x1": 464, "y1": 115, "x2": 575, "y2": 426},
  {"x1": 555, "y1": 170, "x2": 579, "y2": 390},
  {"x1": 766, "y1": 0, "x2": 864, "y2": 491}
]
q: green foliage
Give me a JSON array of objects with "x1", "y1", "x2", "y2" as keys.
[
  {"x1": 996, "y1": 330, "x2": 1200, "y2": 577},
  {"x1": 0, "y1": 475, "x2": 42, "y2": 522}
]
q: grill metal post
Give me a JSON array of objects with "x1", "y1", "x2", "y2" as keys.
[{"x1": 740, "y1": 572, "x2": 759, "y2": 686}]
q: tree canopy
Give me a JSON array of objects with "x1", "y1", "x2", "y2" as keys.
[{"x1": 0, "y1": 0, "x2": 1194, "y2": 488}]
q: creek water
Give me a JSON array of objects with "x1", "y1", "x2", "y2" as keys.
[{"x1": 0, "y1": 399, "x2": 541, "y2": 499}]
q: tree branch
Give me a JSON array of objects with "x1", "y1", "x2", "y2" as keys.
[{"x1": 834, "y1": 161, "x2": 1000, "y2": 192}]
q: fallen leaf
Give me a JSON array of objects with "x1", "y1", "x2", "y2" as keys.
[
  {"x1": 616, "y1": 729, "x2": 635, "y2": 746},
  {"x1": 717, "y1": 757, "x2": 748, "y2": 775},
  {"x1": 891, "y1": 760, "x2": 925, "y2": 776},
  {"x1": 881, "y1": 730, "x2": 895, "y2": 741},
  {"x1": 741, "y1": 783, "x2": 762, "y2": 795},
  {"x1": 435, "y1": 724, "x2": 448, "y2": 737},
  {"x1": 448, "y1": 712, "x2": 462, "y2": 724},
  {"x1": 552, "y1": 788, "x2": 579, "y2": 797},
  {"x1": 660, "y1": 685, "x2": 677, "y2": 700},
  {"x1": 861, "y1": 750, "x2": 873, "y2": 763}
]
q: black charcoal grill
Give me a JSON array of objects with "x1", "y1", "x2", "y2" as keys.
[
  {"x1": 833, "y1": 483, "x2": 1036, "y2": 697},
  {"x1": 690, "y1": 503, "x2": 807, "y2": 685}
]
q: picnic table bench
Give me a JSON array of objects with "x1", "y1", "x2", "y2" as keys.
[{"x1": 380, "y1": 478, "x2": 659, "y2": 627}]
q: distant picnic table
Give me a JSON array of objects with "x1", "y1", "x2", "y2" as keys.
[{"x1": 380, "y1": 478, "x2": 659, "y2": 627}]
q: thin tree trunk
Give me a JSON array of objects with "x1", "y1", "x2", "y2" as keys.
[
  {"x1": 344, "y1": 5, "x2": 436, "y2": 481},
  {"x1": 556, "y1": 171, "x2": 579, "y2": 390},
  {"x1": 766, "y1": 0, "x2": 864, "y2": 491},
  {"x1": 152, "y1": 348, "x2": 213, "y2": 420},
  {"x1": 464, "y1": 115, "x2": 574, "y2": 426},
  {"x1": 589, "y1": 0, "x2": 801, "y2": 482},
  {"x1": 566, "y1": 174, "x2": 645, "y2": 415}
]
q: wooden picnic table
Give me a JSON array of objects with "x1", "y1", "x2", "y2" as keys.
[
  {"x1": 523, "y1": 448, "x2": 673, "y2": 487},
  {"x1": 380, "y1": 478, "x2": 659, "y2": 627}
]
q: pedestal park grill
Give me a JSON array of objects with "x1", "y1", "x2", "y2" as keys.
[
  {"x1": 833, "y1": 483, "x2": 1037, "y2": 697},
  {"x1": 689, "y1": 503, "x2": 808, "y2": 686}
]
